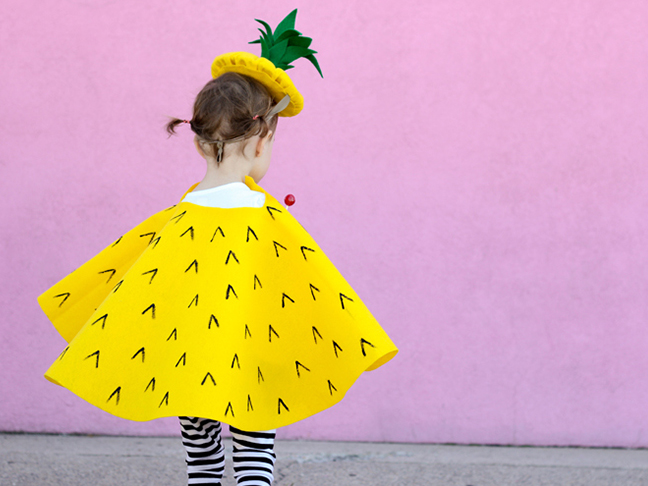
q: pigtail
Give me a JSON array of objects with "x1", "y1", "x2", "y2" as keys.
[
  {"x1": 250, "y1": 96, "x2": 279, "y2": 139},
  {"x1": 166, "y1": 117, "x2": 191, "y2": 136},
  {"x1": 249, "y1": 114, "x2": 270, "y2": 139}
]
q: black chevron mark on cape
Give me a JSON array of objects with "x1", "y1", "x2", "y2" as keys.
[
  {"x1": 167, "y1": 328, "x2": 177, "y2": 341},
  {"x1": 231, "y1": 353, "x2": 240, "y2": 369},
  {"x1": 188, "y1": 294, "x2": 199, "y2": 308},
  {"x1": 142, "y1": 304, "x2": 156, "y2": 319},
  {"x1": 360, "y1": 338, "x2": 376, "y2": 356},
  {"x1": 247, "y1": 394, "x2": 254, "y2": 412},
  {"x1": 225, "y1": 250, "x2": 239, "y2": 265},
  {"x1": 211, "y1": 226, "x2": 225, "y2": 242},
  {"x1": 258, "y1": 366, "x2": 264, "y2": 384},
  {"x1": 201, "y1": 372, "x2": 216, "y2": 386},
  {"x1": 333, "y1": 341, "x2": 343, "y2": 357},
  {"x1": 185, "y1": 259, "x2": 198, "y2": 273},
  {"x1": 245, "y1": 324, "x2": 252, "y2": 339},
  {"x1": 131, "y1": 347, "x2": 145, "y2": 362},
  {"x1": 159, "y1": 392, "x2": 169, "y2": 407},
  {"x1": 328, "y1": 380, "x2": 338, "y2": 395},
  {"x1": 111, "y1": 236, "x2": 122, "y2": 247},
  {"x1": 140, "y1": 232, "x2": 156, "y2": 244},
  {"x1": 278, "y1": 398, "x2": 290, "y2": 414},
  {"x1": 339, "y1": 293, "x2": 354, "y2": 309},
  {"x1": 254, "y1": 274, "x2": 262, "y2": 289},
  {"x1": 309, "y1": 284, "x2": 320, "y2": 300},
  {"x1": 312, "y1": 326, "x2": 322, "y2": 344},
  {"x1": 246, "y1": 226, "x2": 258, "y2": 242},
  {"x1": 209, "y1": 315, "x2": 219, "y2": 329},
  {"x1": 176, "y1": 352, "x2": 186, "y2": 367},
  {"x1": 92, "y1": 314, "x2": 108, "y2": 329},
  {"x1": 58, "y1": 346, "x2": 69, "y2": 361},
  {"x1": 273, "y1": 241, "x2": 287, "y2": 257},
  {"x1": 295, "y1": 361, "x2": 311, "y2": 378},
  {"x1": 107, "y1": 387, "x2": 121, "y2": 405},
  {"x1": 112, "y1": 280, "x2": 123, "y2": 293},
  {"x1": 170, "y1": 211, "x2": 186, "y2": 223},
  {"x1": 269, "y1": 325, "x2": 280, "y2": 342},
  {"x1": 226, "y1": 285, "x2": 238, "y2": 300},
  {"x1": 84, "y1": 350, "x2": 100, "y2": 368},
  {"x1": 98, "y1": 269, "x2": 116, "y2": 283},
  {"x1": 145, "y1": 377, "x2": 156, "y2": 392},
  {"x1": 180, "y1": 226, "x2": 194, "y2": 240},
  {"x1": 281, "y1": 293, "x2": 295, "y2": 308},
  {"x1": 301, "y1": 246, "x2": 315, "y2": 261},
  {"x1": 225, "y1": 402, "x2": 235, "y2": 417},
  {"x1": 266, "y1": 206, "x2": 282, "y2": 219},
  {"x1": 151, "y1": 236, "x2": 161, "y2": 248},
  {"x1": 142, "y1": 268, "x2": 158, "y2": 284},
  {"x1": 54, "y1": 292, "x2": 70, "y2": 307}
]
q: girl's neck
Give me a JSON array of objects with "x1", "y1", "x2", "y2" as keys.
[{"x1": 193, "y1": 155, "x2": 252, "y2": 192}]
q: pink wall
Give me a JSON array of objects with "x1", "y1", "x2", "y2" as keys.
[{"x1": 2, "y1": 0, "x2": 648, "y2": 447}]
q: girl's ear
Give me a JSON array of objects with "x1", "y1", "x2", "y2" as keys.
[
  {"x1": 194, "y1": 136, "x2": 207, "y2": 159},
  {"x1": 255, "y1": 131, "x2": 274, "y2": 157}
]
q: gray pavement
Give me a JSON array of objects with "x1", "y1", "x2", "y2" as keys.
[{"x1": 1, "y1": 433, "x2": 647, "y2": 486}]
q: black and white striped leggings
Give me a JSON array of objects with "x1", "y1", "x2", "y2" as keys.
[{"x1": 179, "y1": 416, "x2": 276, "y2": 486}]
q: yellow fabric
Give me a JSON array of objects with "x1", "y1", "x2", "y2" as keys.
[
  {"x1": 211, "y1": 52, "x2": 304, "y2": 117},
  {"x1": 40, "y1": 178, "x2": 398, "y2": 430}
]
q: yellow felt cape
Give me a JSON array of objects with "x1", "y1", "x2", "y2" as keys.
[{"x1": 39, "y1": 178, "x2": 398, "y2": 430}]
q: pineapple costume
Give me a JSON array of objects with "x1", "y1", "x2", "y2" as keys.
[{"x1": 39, "y1": 10, "x2": 397, "y2": 431}]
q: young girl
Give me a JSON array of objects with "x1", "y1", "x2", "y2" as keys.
[{"x1": 39, "y1": 10, "x2": 397, "y2": 486}]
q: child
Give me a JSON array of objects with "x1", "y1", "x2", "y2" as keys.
[{"x1": 38, "y1": 10, "x2": 397, "y2": 486}]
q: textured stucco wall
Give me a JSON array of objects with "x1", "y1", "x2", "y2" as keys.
[{"x1": 1, "y1": 0, "x2": 648, "y2": 446}]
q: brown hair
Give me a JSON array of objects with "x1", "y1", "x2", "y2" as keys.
[{"x1": 166, "y1": 72, "x2": 279, "y2": 160}]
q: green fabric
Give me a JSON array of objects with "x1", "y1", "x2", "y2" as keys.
[{"x1": 248, "y1": 9, "x2": 323, "y2": 78}]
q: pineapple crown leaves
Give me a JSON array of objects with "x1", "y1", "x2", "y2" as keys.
[{"x1": 249, "y1": 9, "x2": 323, "y2": 78}]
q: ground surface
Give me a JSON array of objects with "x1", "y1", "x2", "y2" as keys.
[{"x1": 1, "y1": 434, "x2": 647, "y2": 485}]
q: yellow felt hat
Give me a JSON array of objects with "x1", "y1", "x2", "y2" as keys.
[
  {"x1": 211, "y1": 52, "x2": 304, "y2": 117},
  {"x1": 210, "y1": 9, "x2": 322, "y2": 118}
]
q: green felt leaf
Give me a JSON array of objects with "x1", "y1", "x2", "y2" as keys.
[
  {"x1": 288, "y1": 36, "x2": 312, "y2": 49},
  {"x1": 275, "y1": 29, "x2": 302, "y2": 44},
  {"x1": 274, "y1": 9, "x2": 298, "y2": 38},
  {"x1": 281, "y1": 46, "x2": 317, "y2": 65},
  {"x1": 249, "y1": 25, "x2": 274, "y2": 58},
  {"x1": 254, "y1": 19, "x2": 274, "y2": 39},
  {"x1": 260, "y1": 28, "x2": 274, "y2": 47},
  {"x1": 305, "y1": 54, "x2": 323, "y2": 78},
  {"x1": 269, "y1": 39, "x2": 289, "y2": 64},
  {"x1": 259, "y1": 36, "x2": 271, "y2": 59}
]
